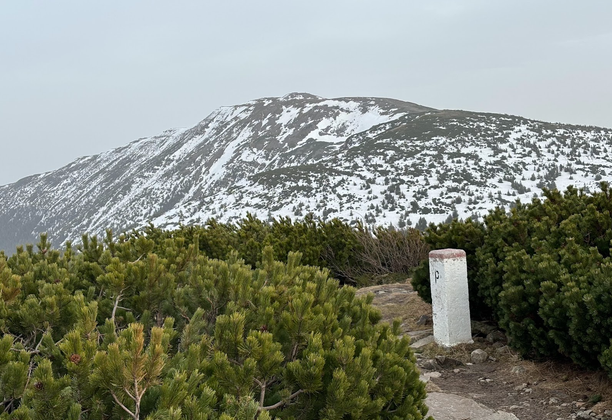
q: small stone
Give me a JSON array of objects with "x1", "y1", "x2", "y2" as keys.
[
  {"x1": 470, "y1": 349, "x2": 488, "y2": 364},
  {"x1": 592, "y1": 402, "x2": 608, "y2": 415},
  {"x1": 511, "y1": 365, "x2": 526, "y2": 374},
  {"x1": 416, "y1": 314, "x2": 431, "y2": 326},
  {"x1": 425, "y1": 381, "x2": 441, "y2": 393},
  {"x1": 495, "y1": 345, "x2": 511, "y2": 354},
  {"x1": 514, "y1": 383, "x2": 528, "y2": 391},
  {"x1": 575, "y1": 411, "x2": 592, "y2": 419},
  {"x1": 411, "y1": 335, "x2": 435, "y2": 349},
  {"x1": 471, "y1": 320, "x2": 497, "y2": 335},
  {"x1": 422, "y1": 371, "x2": 442, "y2": 381},
  {"x1": 408, "y1": 329, "x2": 433, "y2": 336},
  {"x1": 408, "y1": 331, "x2": 432, "y2": 343},
  {"x1": 486, "y1": 330, "x2": 507, "y2": 343},
  {"x1": 419, "y1": 358, "x2": 439, "y2": 370},
  {"x1": 435, "y1": 355, "x2": 463, "y2": 367},
  {"x1": 549, "y1": 397, "x2": 560, "y2": 405}
]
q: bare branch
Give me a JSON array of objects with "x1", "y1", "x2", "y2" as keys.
[
  {"x1": 129, "y1": 254, "x2": 145, "y2": 265},
  {"x1": 259, "y1": 389, "x2": 305, "y2": 412},
  {"x1": 111, "y1": 391, "x2": 137, "y2": 420},
  {"x1": 259, "y1": 381, "x2": 266, "y2": 409},
  {"x1": 110, "y1": 288, "x2": 126, "y2": 326},
  {"x1": 122, "y1": 387, "x2": 136, "y2": 403}
]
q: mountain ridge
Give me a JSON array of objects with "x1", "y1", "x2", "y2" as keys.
[{"x1": 1, "y1": 93, "x2": 611, "y2": 253}]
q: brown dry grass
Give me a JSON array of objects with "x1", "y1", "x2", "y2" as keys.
[
  {"x1": 513, "y1": 359, "x2": 612, "y2": 405},
  {"x1": 355, "y1": 281, "x2": 432, "y2": 335},
  {"x1": 416, "y1": 330, "x2": 612, "y2": 409},
  {"x1": 359, "y1": 278, "x2": 612, "y2": 414}
]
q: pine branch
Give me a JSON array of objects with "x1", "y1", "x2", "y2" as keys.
[
  {"x1": 111, "y1": 288, "x2": 126, "y2": 326},
  {"x1": 23, "y1": 326, "x2": 51, "y2": 392},
  {"x1": 134, "y1": 378, "x2": 140, "y2": 400},
  {"x1": 2, "y1": 397, "x2": 16, "y2": 414},
  {"x1": 111, "y1": 390, "x2": 137, "y2": 420},
  {"x1": 290, "y1": 343, "x2": 299, "y2": 361},
  {"x1": 122, "y1": 386, "x2": 136, "y2": 403},
  {"x1": 129, "y1": 254, "x2": 145, "y2": 265},
  {"x1": 259, "y1": 389, "x2": 304, "y2": 412},
  {"x1": 258, "y1": 381, "x2": 266, "y2": 409},
  {"x1": 176, "y1": 306, "x2": 192, "y2": 322}
]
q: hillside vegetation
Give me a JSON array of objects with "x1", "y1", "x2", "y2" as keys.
[
  {"x1": 0, "y1": 218, "x2": 431, "y2": 420},
  {"x1": 413, "y1": 182, "x2": 612, "y2": 375},
  {"x1": 2, "y1": 93, "x2": 612, "y2": 253},
  {"x1": 5, "y1": 181, "x2": 612, "y2": 418}
]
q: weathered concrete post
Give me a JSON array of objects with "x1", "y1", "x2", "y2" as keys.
[{"x1": 429, "y1": 248, "x2": 472, "y2": 347}]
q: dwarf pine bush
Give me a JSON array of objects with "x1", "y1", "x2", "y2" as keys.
[
  {"x1": 413, "y1": 183, "x2": 612, "y2": 375},
  {"x1": 0, "y1": 230, "x2": 431, "y2": 419}
]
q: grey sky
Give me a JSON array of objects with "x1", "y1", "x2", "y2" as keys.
[{"x1": 1, "y1": 1, "x2": 611, "y2": 186}]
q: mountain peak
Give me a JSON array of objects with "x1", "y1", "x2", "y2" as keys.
[
  {"x1": 1, "y1": 94, "x2": 611, "y2": 253},
  {"x1": 280, "y1": 92, "x2": 322, "y2": 101}
]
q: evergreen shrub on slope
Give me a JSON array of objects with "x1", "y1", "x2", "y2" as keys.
[
  {"x1": 128, "y1": 214, "x2": 426, "y2": 286},
  {"x1": 128, "y1": 214, "x2": 362, "y2": 284},
  {"x1": 0, "y1": 232, "x2": 431, "y2": 419},
  {"x1": 410, "y1": 219, "x2": 487, "y2": 317},
  {"x1": 412, "y1": 183, "x2": 612, "y2": 374}
]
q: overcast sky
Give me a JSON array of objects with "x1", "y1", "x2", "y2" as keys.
[{"x1": 1, "y1": 1, "x2": 611, "y2": 186}]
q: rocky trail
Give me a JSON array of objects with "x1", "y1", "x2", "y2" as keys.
[{"x1": 357, "y1": 282, "x2": 612, "y2": 420}]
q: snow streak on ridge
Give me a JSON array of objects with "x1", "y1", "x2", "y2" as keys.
[{"x1": 0, "y1": 93, "x2": 611, "y2": 252}]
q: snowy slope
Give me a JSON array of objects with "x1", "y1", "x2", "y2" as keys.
[{"x1": 1, "y1": 93, "x2": 611, "y2": 252}]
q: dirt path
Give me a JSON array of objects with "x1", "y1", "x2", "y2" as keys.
[{"x1": 357, "y1": 282, "x2": 612, "y2": 420}]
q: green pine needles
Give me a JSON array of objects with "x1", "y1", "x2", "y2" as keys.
[
  {"x1": 0, "y1": 231, "x2": 431, "y2": 419},
  {"x1": 413, "y1": 182, "x2": 612, "y2": 375}
]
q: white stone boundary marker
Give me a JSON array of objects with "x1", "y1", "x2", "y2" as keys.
[{"x1": 429, "y1": 248, "x2": 472, "y2": 347}]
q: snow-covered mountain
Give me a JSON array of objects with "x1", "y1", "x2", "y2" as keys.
[{"x1": 1, "y1": 92, "x2": 612, "y2": 253}]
